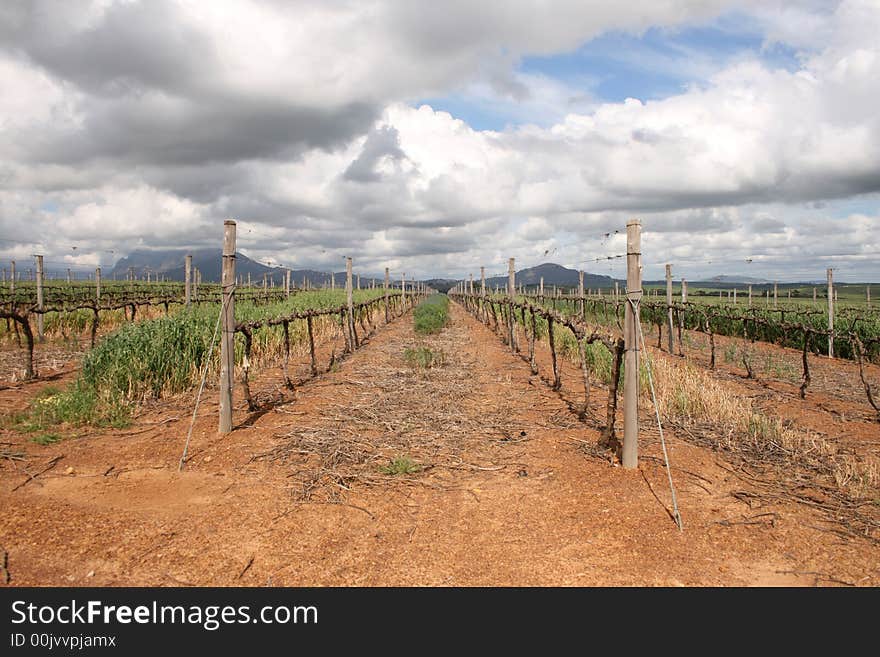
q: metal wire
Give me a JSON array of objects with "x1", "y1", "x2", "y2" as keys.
[
  {"x1": 178, "y1": 285, "x2": 234, "y2": 471},
  {"x1": 629, "y1": 296, "x2": 683, "y2": 531}
]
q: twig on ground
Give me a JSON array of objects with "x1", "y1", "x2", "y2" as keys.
[{"x1": 12, "y1": 454, "x2": 63, "y2": 491}]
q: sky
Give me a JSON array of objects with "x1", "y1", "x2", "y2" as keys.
[{"x1": 0, "y1": 0, "x2": 878, "y2": 282}]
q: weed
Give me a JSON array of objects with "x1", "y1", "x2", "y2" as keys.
[
  {"x1": 379, "y1": 455, "x2": 422, "y2": 476},
  {"x1": 413, "y1": 295, "x2": 449, "y2": 334},
  {"x1": 746, "y1": 413, "x2": 783, "y2": 445},
  {"x1": 580, "y1": 340, "x2": 614, "y2": 384},
  {"x1": 723, "y1": 344, "x2": 738, "y2": 363},
  {"x1": 649, "y1": 356, "x2": 878, "y2": 502},
  {"x1": 15, "y1": 289, "x2": 385, "y2": 430},
  {"x1": 32, "y1": 433, "x2": 62, "y2": 445},
  {"x1": 404, "y1": 346, "x2": 445, "y2": 368},
  {"x1": 15, "y1": 382, "x2": 129, "y2": 431},
  {"x1": 761, "y1": 354, "x2": 797, "y2": 379}
]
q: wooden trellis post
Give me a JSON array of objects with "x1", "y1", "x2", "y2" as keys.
[
  {"x1": 96, "y1": 267, "x2": 101, "y2": 302},
  {"x1": 9, "y1": 261, "x2": 14, "y2": 292},
  {"x1": 827, "y1": 268, "x2": 834, "y2": 358},
  {"x1": 748, "y1": 284, "x2": 752, "y2": 307},
  {"x1": 508, "y1": 258, "x2": 516, "y2": 352},
  {"x1": 185, "y1": 255, "x2": 192, "y2": 306},
  {"x1": 480, "y1": 266, "x2": 485, "y2": 296},
  {"x1": 384, "y1": 267, "x2": 390, "y2": 322},
  {"x1": 35, "y1": 255, "x2": 44, "y2": 341},
  {"x1": 219, "y1": 220, "x2": 237, "y2": 435},
  {"x1": 623, "y1": 220, "x2": 641, "y2": 469},
  {"x1": 665, "y1": 264, "x2": 674, "y2": 353},
  {"x1": 346, "y1": 257, "x2": 356, "y2": 350},
  {"x1": 578, "y1": 270, "x2": 584, "y2": 313},
  {"x1": 285, "y1": 270, "x2": 291, "y2": 298}
]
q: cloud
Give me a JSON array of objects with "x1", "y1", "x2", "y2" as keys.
[
  {"x1": 344, "y1": 126, "x2": 408, "y2": 183},
  {"x1": 0, "y1": 0, "x2": 878, "y2": 282}
]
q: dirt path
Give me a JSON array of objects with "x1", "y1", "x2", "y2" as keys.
[{"x1": 1, "y1": 302, "x2": 877, "y2": 586}]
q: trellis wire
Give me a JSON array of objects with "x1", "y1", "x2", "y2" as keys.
[
  {"x1": 630, "y1": 296, "x2": 683, "y2": 531},
  {"x1": 178, "y1": 285, "x2": 233, "y2": 471}
]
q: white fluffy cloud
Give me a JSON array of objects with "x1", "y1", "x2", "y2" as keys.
[{"x1": 0, "y1": 0, "x2": 878, "y2": 281}]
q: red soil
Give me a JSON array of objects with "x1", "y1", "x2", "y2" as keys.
[{"x1": 1, "y1": 302, "x2": 877, "y2": 586}]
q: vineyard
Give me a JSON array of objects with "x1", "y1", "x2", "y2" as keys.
[
  {"x1": 453, "y1": 292, "x2": 880, "y2": 413},
  {"x1": 1, "y1": 220, "x2": 878, "y2": 587}
]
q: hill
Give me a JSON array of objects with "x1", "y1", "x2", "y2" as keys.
[
  {"x1": 423, "y1": 278, "x2": 459, "y2": 293},
  {"x1": 707, "y1": 274, "x2": 773, "y2": 284},
  {"x1": 110, "y1": 248, "x2": 377, "y2": 287},
  {"x1": 111, "y1": 248, "x2": 278, "y2": 283},
  {"x1": 483, "y1": 263, "x2": 613, "y2": 290}
]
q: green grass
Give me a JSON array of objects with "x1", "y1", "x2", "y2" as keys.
[
  {"x1": 379, "y1": 455, "x2": 422, "y2": 476},
  {"x1": 11, "y1": 384, "x2": 130, "y2": 433},
  {"x1": 404, "y1": 346, "x2": 445, "y2": 368},
  {"x1": 14, "y1": 289, "x2": 389, "y2": 431},
  {"x1": 580, "y1": 339, "x2": 615, "y2": 384},
  {"x1": 760, "y1": 353, "x2": 797, "y2": 379},
  {"x1": 413, "y1": 294, "x2": 449, "y2": 335},
  {"x1": 31, "y1": 432, "x2": 62, "y2": 445}
]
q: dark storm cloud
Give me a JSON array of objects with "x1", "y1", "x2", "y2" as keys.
[
  {"x1": 1, "y1": 1, "x2": 379, "y2": 168},
  {"x1": 383, "y1": 225, "x2": 478, "y2": 257},
  {"x1": 0, "y1": 0, "x2": 214, "y2": 97},
  {"x1": 28, "y1": 96, "x2": 376, "y2": 167}
]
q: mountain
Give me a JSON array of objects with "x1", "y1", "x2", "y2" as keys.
[
  {"x1": 111, "y1": 248, "x2": 275, "y2": 282},
  {"x1": 110, "y1": 248, "x2": 386, "y2": 288},
  {"x1": 706, "y1": 274, "x2": 773, "y2": 284},
  {"x1": 482, "y1": 263, "x2": 614, "y2": 290},
  {"x1": 423, "y1": 278, "x2": 459, "y2": 293}
]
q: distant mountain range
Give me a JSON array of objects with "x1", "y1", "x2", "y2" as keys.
[
  {"x1": 706, "y1": 274, "x2": 774, "y2": 284},
  {"x1": 107, "y1": 250, "x2": 852, "y2": 291},
  {"x1": 110, "y1": 248, "x2": 384, "y2": 287},
  {"x1": 422, "y1": 278, "x2": 460, "y2": 293},
  {"x1": 483, "y1": 263, "x2": 614, "y2": 290}
]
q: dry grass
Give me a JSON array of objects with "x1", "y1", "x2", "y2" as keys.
[
  {"x1": 254, "y1": 321, "x2": 524, "y2": 502},
  {"x1": 647, "y1": 354, "x2": 879, "y2": 540},
  {"x1": 649, "y1": 357, "x2": 743, "y2": 427},
  {"x1": 650, "y1": 356, "x2": 878, "y2": 493},
  {"x1": 832, "y1": 454, "x2": 880, "y2": 500}
]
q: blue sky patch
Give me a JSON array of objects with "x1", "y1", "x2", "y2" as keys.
[{"x1": 419, "y1": 13, "x2": 803, "y2": 131}]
